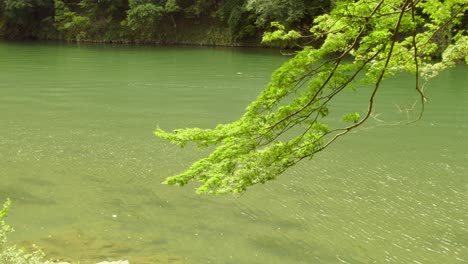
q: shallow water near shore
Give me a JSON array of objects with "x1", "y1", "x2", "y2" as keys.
[{"x1": 0, "y1": 41, "x2": 467, "y2": 263}]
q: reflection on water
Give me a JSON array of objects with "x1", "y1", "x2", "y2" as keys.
[{"x1": 0, "y1": 41, "x2": 467, "y2": 263}]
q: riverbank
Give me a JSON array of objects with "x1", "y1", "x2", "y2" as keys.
[
  {"x1": 0, "y1": 24, "x2": 264, "y2": 48},
  {"x1": 0, "y1": 1, "x2": 323, "y2": 49}
]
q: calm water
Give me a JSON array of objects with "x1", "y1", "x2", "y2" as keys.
[{"x1": 0, "y1": 41, "x2": 467, "y2": 264}]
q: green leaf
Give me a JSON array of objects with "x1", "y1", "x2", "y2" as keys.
[
  {"x1": 0, "y1": 199, "x2": 11, "y2": 221},
  {"x1": 342, "y1": 112, "x2": 361, "y2": 123}
]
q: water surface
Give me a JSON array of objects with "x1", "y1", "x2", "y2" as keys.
[{"x1": 0, "y1": 41, "x2": 467, "y2": 263}]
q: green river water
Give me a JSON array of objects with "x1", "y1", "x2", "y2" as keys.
[{"x1": 0, "y1": 41, "x2": 467, "y2": 264}]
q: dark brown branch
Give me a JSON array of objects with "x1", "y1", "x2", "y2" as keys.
[
  {"x1": 317, "y1": 0, "x2": 412, "y2": 152},
  {"x1": 409, "y1": 0, "x2": 426, "y2": 123}
]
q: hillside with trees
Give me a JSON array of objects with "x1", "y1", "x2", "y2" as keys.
[{"x1": 0, "y1": 0, "x2": 330, "y2": 45}]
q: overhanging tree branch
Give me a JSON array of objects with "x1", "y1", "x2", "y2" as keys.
[{"x1": 155, "y1": 0, "x2": 468, "y2": 194}]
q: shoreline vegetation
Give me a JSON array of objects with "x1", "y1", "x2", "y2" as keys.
[
  {"x1": 1, "y1": 0, "x2": 464, "y2": 50},
  {"x1": 0, "y1": 0, "x2": 332, "y2": 48}
]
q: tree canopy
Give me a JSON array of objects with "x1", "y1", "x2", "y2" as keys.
[
  {"x1": 0, "y1": 0, "x2": 326, "y2": 43},
  {"x1": 155, "y1": 0, "x2": 468, "y2": 194}
]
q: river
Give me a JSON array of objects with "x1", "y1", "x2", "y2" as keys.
[{"x1": 0, "y1": 41, "x2": 466, "y2": 263}]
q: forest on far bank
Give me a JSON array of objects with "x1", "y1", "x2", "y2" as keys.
[{"x1": 0, "y1": 0, "x2": 333, "y2": 46}]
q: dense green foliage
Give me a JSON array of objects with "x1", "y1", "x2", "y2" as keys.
[
  {"x1": 156, "y1": 0, "x2": 468, "y2": 194},
  {"x1": 246, "y1": 0, "x2": 329, "y2": 27},
  {"x1": 0, "y1": 0, "x2": 332, "y2": 44}
]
